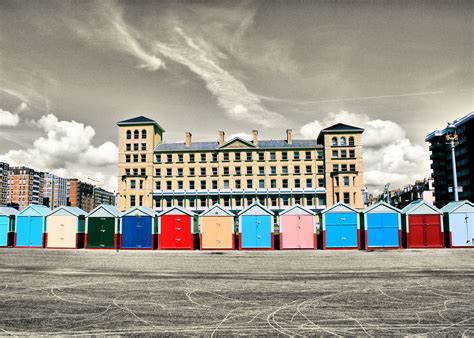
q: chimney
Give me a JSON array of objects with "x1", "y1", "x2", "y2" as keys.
[
  {"x1": 219, "y1": 131, "x2": 225, "y2": 145},
  {"x1": 286, "y1": 129, "x2": 292, "y2": 144},
  {"x1": 185, "y1": 132, "x2": 192, "y2": 147},
  {"x1": 252, "y1": 130, "x2": 258, "y2": 145}
]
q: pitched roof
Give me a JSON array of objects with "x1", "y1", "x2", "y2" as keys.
[
  {"x1": 279, "y1": 204, "x2": 316, "y2": 216},
  {"x1": 122, "y1": 206, "x2": 156, "y2": 217},
  {"x1": 157, "y1": 206, "x2": 196, "y2": 216},
  {"x1": 87, "y1": 204, "x2": 123, "y2": 217},
  {"x1": 155, "y1": 139, "x2": 322, "y2": 152},
  {"x1": 18, "y1": 204, "x2": 51, "y2": 216},
  {"x1": 401, "y1": 199, "x2": 441, "y2": 214},
  {"x1": 363, "y1": 201, "x2": 401, "y2": 214},
  {"x1": 440, "y1": 200, "x2": 474, "y2": 213},
  {"x1": 199, "y1": 204, "x2": 234, "y2": 217},
  {"x1": 321, "y1": 202, "x2": 359, "y2": 214},
  {"x1": 237, "y1": 201, "x2": 274, "y2": 216},
  {"x1": 0, "y1": 207, "x2": 19, "y2": 216},
  {"x1": 320, "y1": 123, "x2": 364, "y2": 133},
  {"x1": 48, "y1": 206, "x2": 87, "y2": 217},
  {"x1": 117, "y1": 116, "x2": 165, "y2": 131}
]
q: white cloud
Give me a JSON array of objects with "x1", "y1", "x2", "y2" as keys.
[
  {"x1": 224, "y1": 132, "x2": 253, "y2": 142},
  {"x1": 0, "y1": 109, "x2": 20, "y2": 126},
  {"x1": 0, "y1": 114, "x2": 118, "y2": 191},
  {"x1": 299, "y1": 111, "x2": 430, "y2": 193}
]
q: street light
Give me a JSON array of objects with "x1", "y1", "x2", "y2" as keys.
[{"x1": 445, "y1": 122, "x2": 459, "y2": 202}]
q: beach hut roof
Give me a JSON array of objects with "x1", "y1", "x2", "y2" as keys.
[
  {"x1": 321, "y1": 202, "x2": 358, "y2": 214},
  {"x1": 157, "y1": 205, "x2": 195, "y2": 217},
  {"x1": 440, "y1": 200, "x2": 474, "y2": 213},
  {"x1": 279, "y1": 204, "x2": 316, "y2": 216},
  {"x1": 200, "y1": 204, "x2": 234, "y2": 217},
  {"x1": 122, "y1": 206, "x2": 156, "y2": 217},
  {"x1": 363, "y1": 201, "x2": 401, "y2": 214},
  {"x1": 18, "y1": 204, "x2": 51, "y2": 216},
  {"x1": 401, "y1": 199, "x2": 441, "y2": 214},
  {"x1": 0, "y1": 207, "x2": 19, "y2": 216},
  {"x1": 237, "y1": 201, "x2": 274, "y2": 216},
  {"x1": 87, "y1": 204, "x2": 123, "y2": 218},
  {"x1": 48, "y1": 206, "x2": 87, "y2": 217}
]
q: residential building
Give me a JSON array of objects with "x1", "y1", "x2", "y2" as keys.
[
  {"x1": 42, "y1": 173, "x2": 69, "y2": 209},
  {"x1": 379, "y1": 178, "x2": 435, "y2": 209},
  {"x1": 6, "y1": 166, "x2": 44, "y2": 210},
  {"x1": 426, "y1": 112, "x2": 473, "y2": 208},
  {"x1": 94, "y1": 187, "x2": 116, "y2": 207},
  {"x1": 67, "y1": 179, "x2": 94, "y2": 212},
  {"x1": 117, "y1": 116, "x2": 365, "y2": 213},
  {"x1": 0, "y1": 162, "x2": 9, "y2": 206}
]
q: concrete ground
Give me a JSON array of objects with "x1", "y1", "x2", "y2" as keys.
[{"x1": 0, "y1": 248, "x2": 473, "y2": 336}]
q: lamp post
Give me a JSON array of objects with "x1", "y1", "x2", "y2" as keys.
[{"x1": 445, "y1": 122, "x2": 459, "y2": 202}]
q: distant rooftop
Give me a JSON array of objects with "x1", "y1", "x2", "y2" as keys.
[
  {"x1": 320, "y1": 123, "x2": 365, "y2": 133},
  {"x1": 425, "y1": 112, "x2": 474, "y2": 142},
  {"x1": 117, "y1": 116, "x2": 165, "y2": 131}
]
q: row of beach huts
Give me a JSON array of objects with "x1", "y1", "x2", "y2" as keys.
[{"x1": 0, "y1": 199, "x2": 473, "y2": 250}]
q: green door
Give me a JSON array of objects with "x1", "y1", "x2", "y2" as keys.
[{"x1": 87, "y1": 217, "x2": 115, "y2": 248}]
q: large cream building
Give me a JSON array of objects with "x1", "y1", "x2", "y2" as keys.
[{"x1": 117, "y1": 116, "x2": 365, "y2": 213}]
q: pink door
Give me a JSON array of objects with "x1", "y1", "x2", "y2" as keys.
[{"x1": 281, "y1": 215, "x2": 314, "y2": 249}]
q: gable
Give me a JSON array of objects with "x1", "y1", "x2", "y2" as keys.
[
  {"x1": 48, "y1": 209, "x2": 77, "y2": 217},
  {"x1": 405, "y1": 202, "x2": 440, "y2": 215},
  {"x1": 124, "y1": 209, "x2": 153, "y2": 217},
  {"x1": 219, "y1": 138, "x2": 255, "y2": 149},
  {"x1": 239, "y1": 203, "x2": 273, "y2": 216},
  {"x1": 365, "y1": 202, "x2": 400, "y2": 214},
  {"x1": 449, "y1": 203, "x2": 474, "y2": 214},
  {"x1": 201, "y1": 205, "x2": 234, "y2": 217},
  {"x1": 322, "y1": 203, "x2": 357, "y2": 214},
  {"x1": 159, "y1": 206, "x2": 195, "y2": 216},
  {"x1": 19, "y1": 205, "x2": 50, "y2": 217},
  {"x1": 280, "y1": 205, "x2": 315, "y2": 216}
]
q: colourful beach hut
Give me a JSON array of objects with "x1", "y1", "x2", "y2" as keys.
[
  {"x1": 46, "y1": 206, "x2": 87, "y2": 249},
  {"x1": 441, "y1": 200, "x2": 474, "y2": 248},
  {"x1": 199, "y1": 204, "x2": 235, "y2": 250},
  {"x1": 0, "y1": 207, "x2": 19, "y2": 247},
  {"x1": 15, "y1": 205, "x2": 51, "y2": 248},
  {"x1": 121, "y1": 206, "x2": 157, "y2": 250},
  {"x1": 86, "y1": 204, "x2": 122, "y2": 249},
  {"x1": 362, "y1": 202, "x2": 402, "y2": 249},
  {"x1": 158, "y1": 206, "x2": 195, "y2": 250},
  {"x1": 320, "y1": 202, "x2": 360, "y2": 250},
  {"x1": 402, "y1": 200, "x2": 444, "y2": 248},
  {"x1": 238, "y1": 202, "x2": 274, "y2": 250},
  {"x1": 279, "y1": 204, "x2": 317, "y2": 250}
]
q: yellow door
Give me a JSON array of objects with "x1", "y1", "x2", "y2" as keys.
[
  {"x1": 47, "y1": 216, "x2": 76, "y2": 248},
  {"x1": 201, "y1": 216, "x2": 233, "y2": 249}
]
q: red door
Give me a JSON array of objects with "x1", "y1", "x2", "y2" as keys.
[
  {"x1": 160, "y1": 215, "x2": 193, "y2": 249},
  {"x1": 408, "y1": 215, "x2": 443, "y2": 248}
]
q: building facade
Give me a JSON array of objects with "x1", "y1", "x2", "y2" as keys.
[
  {"x1": 67, "y1": 179, "x2": 95, "y2": 212},
  {"x1": 6, "y1": 166, "x2": 45, "y2": 210},
  {"x1": 426, "y1": 112, "x2": 473, "y2": 208},
  {"x1": 0, "y1": 162, "x2": 9, "y2": 206},
  {"x1": 117, "y1": 116, "x2": 365, "y2": 213},
  {"x1": 94, "y1": 187, "x2": 116, "y2": 207},
  {"x1": 42, "y1": 173, "x2": 69, "y2": 209},
  {"x1": 379, "y1": 178, "x2": 435, "y2": 209}
]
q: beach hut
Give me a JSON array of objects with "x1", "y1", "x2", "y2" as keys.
[
  {"x1": 441, "y1": 200, "x2": 474, "y2": 248},
  {"x1": 86, "y1": 204, "x2": 122, "y2": 249},
  {"x1": 199, "y1": 204, "x2": 235, "y2": 250},
  {"x1": 362, "y1": 202, "x2": 402, "y2": 250},
  {"x1": 279, "y1": 204, "x2": 317, "y2": 250},
  {"x1": 402, "y1": 200, "x2": 444, "y2": 248},
  {"x1": 45, "y1": 206, "x2": 87, "y2": 249},
  {"x1": 238, "y1": 202, "x2": 274, "y2": 250},
  {"x1": 320, "y1": 202, "x2": 360, "y2": 250},
  {"x1": 0, "y1": 207, "x2": 19, "y2": 247},
  {"x1": 15, "y1": 205, "x2": 51, "y2": 248},
  {"x1": 121, "y1": 206, "x2": 157, "y2": 250},
  {"x1": 158, "y1": 206, "x2": 195, "y2": 250}
]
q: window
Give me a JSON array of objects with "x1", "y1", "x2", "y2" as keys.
[
  {"x1": 133, "y1": 168, "x2": 138, "y2": 175},
  {"x1": 200, "y1": 180, "x2": 206, "y2": 189},
  {"x1": 282, "y1": 152, "x2": 288, "y2": 160},
  {"x1": 270, "y1": 196, "x2": 277, "y2": 206},
  {"x1": 294, "y1": 179, "x2": 301, "y2": 188},
  {"x1": 349, "y1": 150, "x2": 355, "y2": 158},
  {"x1": 270, "y1": 166, "x2": 276, "y2": 175},
  {"x1": 156, "y1": 154, "x2": 161, "y2": 163},
  {"x1": 130, "y1": 195, "x2": 136, "y2": 207},
  {"x1": 200, "y1": 168, "x2": 206, "y2": 176},
  {"x1": 258, "y1": 196, "x2": 266, "y2": 205},
  {"x1": 343, "y1": 176, "x2": 350, "y2": 186},
  {"x1": 222, "y1": 153, "x2": 229, "y2": 162},
  {"x1": 134, "y1": 130, "x2": 139, "y2": 139},
  {"x1": 223, "y1": 196, "x2": 230, "y2": 207},
  {"x1": 212, "y1": 153, "x2": 218, "y2": 162},
  {"x1": 133, "y1": 154, "x2": 139, "y2": 162},
  {"x1": 270, "y1": 152, "x2": 276, "y2": 161},
  {"x1": 125, "y1": 168, "x2": 131, "y2": 175},
  {"x1": 141, "y1": 154, "x2": 146, "y2": 162},
  {"x1": 305, "y1": 151, "x2": 311, "y2": 160},
  {"x1": 178, "y1": 168, "x2": 183, "y2": 177},
  {"x1": 294, "y1": 166, "x2": 300, "y2": 174},
  {"x1": 341, "y1": 150, "x2": 347, "y2": 158},
  {"x1": 246, "y1": 152, "x2": 252, "y2": 161},
  {"x1": 317, "y1": 151, "x2": 323, "y2": 160},
  {"x1": 306, "y1": 179, "x2": 312, "y2": 188},
  {"x1": 176, "y1": 197, "x2": 184, "y2": 207},
  {"x1": 246, "y1": 196, "x2": 254, "y2": 205},
  {"x1": 294, "y1": 151, "x2": 300, "y2": 160},
  {"x1": 306, "y1": 165, "x2": 312, "y2": 174},
  {"x1": 246, "y1": 166, "x2": 253, "y2": 175},
  {"x1": 332, "y1": 137, "x2": 338, "y2": 146},
  {"x1": 235, "y1": 152, "x2": 241, "y2": 161},
  {"x1": 199, "y1": 197, "x2": 207, "y2": 207},
  {"x1": 306, "y1": 196, "x2": 313, "y2": 206},
  {"x1": 258, "y1": 152, "x2": 264, "y2": 161},
  {"x1": 258, "y1": 166, "x2": 265, "y2": 175},
  {"x1": 126, "y1": 130, "x2": 131, "y2": 139},
  {"x1": 223, "y1": 180, "x2": 230, "y2": 189},
  {"x1": 259, "y1": 180, "x2": 265, "y2": 188},
  {"x1": 235, "y1": 167, "x2": 241, "y2": 175},
  {"x1": 333, "y1": 164, "x2": 339, "y2": 172},
  {"x1": 235, "y1": 180, "x2": 241, "y2": 189},
  {"x1": 282, "y1": 179, "x2": 288, "y2": 188},
  {"x1": 155, "y1": 181, "x2": 161, "y2": 190},
  {"x1": 350, "y1": 164, "x2": 356, "y2": 171},
  {"x1": 332, "y1": 150, "x2": 338, "y2": 158},
  {"x1": 200, "y1": 153, "x2": 206, "y2": 162},
  {"x1": 317, "y1": 165, "x2": 324, "y2": 173},
  {"x1": 212, "y1": 180, "x2": 218, "y2": 189},
  {"x1": 212, "y1": 167, "x2": 218, "y2": 176},
  {"x1": 126, "y1": 144, "x2": 131, "y2": 151},
  {"x1": 125, "y1": 155, "x2": 131, "y2": 163},
  {"x1": 178, "y1": 154, "x2": 183, "y2": 162},
  {"x1": 188, "y1": 154, "x2": 195, "y2": 162},
  {"x1": 271, "y1": 179, "x2": 277, "y2": 188},
  {"x1": 344, "y1": 192, "x2": 350, "y2": 204},
  {"x1": 189, "y1": 198, "x2": 195, "y2": 207},
  {"x1": 189, "y1": 181, "x2": 195, "y2": 189},
  {"x1": 223, "y1": 167, "x2": 229, "y2": 175},
  {"x1": 282, "y1": 195, "x2": 289, "y2": 206},
  {"x1": 167, "y1": 154, "x2": 172, "y2": 163},
  {"x1": 166, "y1": 181, "x2": 172, "y2": 190},
  {"x1": 141, "y1": 143, "x2": 146, "y2": 151},
  {"x1": 349, "y1": 137, "x2": 355, "y2": 146},
  {"x1": 340, "y1": 137, "x2": 347, "y2": 146},
  {"x1": 235, "y1": 197, "x2": 242, "y2": 207},
  {"x1": 341, "y1": 164, "x2": 347, "y2": 172},
  {"x1": 189, "y1": 168, "x2": 195, "y2": 176},
  {"x1": 282, "y1": 166, "x2": 288, "y2": 174},
  {"x1": 211, "y1": 196, "x2": 218, "y2": 205},
  {"x1": 133, "y1": 143, "x2": 139, "y2": 151},
  {"x1": 318, "y1": 178, "x2": 324, "y2": 187},
  {"x1": 247, "y1": 180, "x2": 253, "y2": 188},
  {"x1": 130, "y1": 180, "x2": 136, "y2": 189},
  {"x1": 166, "y1": 168, "x2": 172, "y2": 176},
  {"x1": 294, "y1": 196, "x2": 301, "y2": 205},
  {"x1": 177, "y1": 181, "x2": 183, "y2": 189}
]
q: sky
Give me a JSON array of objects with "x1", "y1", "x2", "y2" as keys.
[{"x1": 0, "y1": 0, "x2": 472, "y2": 194}]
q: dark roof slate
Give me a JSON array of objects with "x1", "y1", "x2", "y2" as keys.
[{"x1": 321, "y1": 123, "x2": 364, "y2": 132}]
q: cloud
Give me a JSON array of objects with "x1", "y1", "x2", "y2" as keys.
[
  {"x1": 299, "y1": 111, "x2": 430, "y2": 193},
  {"x1": 224, "y1": 132, "x2": 253, "y2": 142},
  {"x1": 0, "y1": 114, "x2": 118, "y2": 191},
  {"x1": 0, "y1": 109, "x2": 20, "y2": 126}
]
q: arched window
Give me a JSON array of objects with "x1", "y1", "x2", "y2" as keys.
[
  {"x1": 340, "y1": 137, "x2": 347, "y2": 146},
  {"x1": 134, "y1": 130, "x2": 139, "y2": 139},
  {"x1": 126, "y1": 130, "x2": 131, "y2": 140},
  {"x1": 349, "y1": 136, "x2": 355, "y2": 146},
  {"x1": 332, "y1": 137, "x2": 338, "y2": 146},
  {"x1": 142, "y1": 129, "x2": 147, "y2": 139}
]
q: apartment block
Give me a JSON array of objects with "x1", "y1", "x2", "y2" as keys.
[
  {"x1": 67, "y1": 179, "x2": 95, "y2": 212},
  {"x1": 42, "y1": 173, "x2": 69, "y2": 209},
  {"x1": 6, "y1": 166, "x2": 45, "y2": 210},
  {"x1": 0, "y1": 162, "x2": 9, "y2": 206},
  {"x1": 117, "y1": 116, "x2": 365, "y2": 212},
  {"x1": 94, "y1": 187, "x2": 116, "y2": 207}
]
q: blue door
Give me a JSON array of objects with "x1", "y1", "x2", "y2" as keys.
[
  {"x1": 0, "y1": 216, "x2": 9, "y2": 246},
  {"x1": 16, "y1": 216, "x2": 43, "y2": 247},
  {"x1": 325, "y1": 213, "x2": 358, "y2": 248},
  {"x1": 241, "y1": 215, "x2": 271, "y2": 249},
  {"x1": 122, "y1": 216, "x2": 152, "y2": 249},
  {"x1": 367, "y1": 213, "x2": 399, "y2": 248}
]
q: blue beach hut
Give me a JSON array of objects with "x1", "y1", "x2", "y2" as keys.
[
  {"x1": 362, "y1": 202, "x2": 401, "y2": 249},
  {"x1": 0, "y1": 207, "x2": 19, "y2": 247},
  {"x1": 15, "y1": 205, "x2": 51, "y2": 248},
  {"x1": 320, "y1": 202, "x2": 360, "y2": 249},
  {"x1": 238, "y1": 202, "x2": 274, "y2": 250}
]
